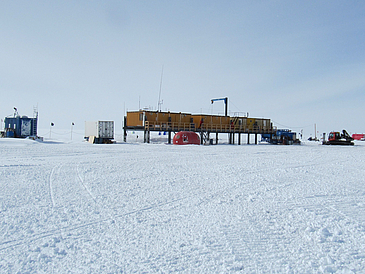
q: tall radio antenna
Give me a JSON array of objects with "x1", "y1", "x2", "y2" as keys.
[{"x1": 158, "y1": 65, "x2": 164, "y2": 112}]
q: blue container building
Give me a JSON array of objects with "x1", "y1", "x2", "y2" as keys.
[{"x1": 3, "y1": 109, "x2": 38, "y2": 138}]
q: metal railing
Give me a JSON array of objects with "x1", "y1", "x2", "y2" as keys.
[
  {"x1": 144, "y1": 121, "x2": 274, "y2": 133},
  {"x1": 144, "y1": 121, "x2": 196, "y2": 131}
]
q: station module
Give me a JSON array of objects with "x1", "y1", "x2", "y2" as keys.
[
  {"x1": 84, "y1": 121, "x2": 114, "y2": 144},
  {"x1": 123, "y1": 109, "x2": 275, "y2": 145},
  {"x1": 2, "y1": 108, "x2": 38, "y2": 139}
]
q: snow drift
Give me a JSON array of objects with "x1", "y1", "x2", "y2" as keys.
[{"x1": 1, "y1": 138, "x2": 365, "y2": 273}]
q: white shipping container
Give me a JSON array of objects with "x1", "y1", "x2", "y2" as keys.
[{"x1": 85, "y1": 121, "x2": 114, "y2": 139}]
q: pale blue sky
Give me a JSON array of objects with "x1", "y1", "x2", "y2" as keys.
[{"x1": 1, "y1": 1, "x2": 365, "y2": 137}]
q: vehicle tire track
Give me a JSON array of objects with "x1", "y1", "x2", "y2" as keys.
[
  {"x1": 49, "y1": 164, "x2": 63, "y2": 208},
  {"x1": 0, "y1": 191, "x2": 197, "y2": 252}
]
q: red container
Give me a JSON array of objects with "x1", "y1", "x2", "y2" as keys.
[
  {"x1": 173, "y1": 131, "x2": 200, "y2": 145},
  {"x1": 352, "y1": 134, "x2": 364, "y2": 140}
]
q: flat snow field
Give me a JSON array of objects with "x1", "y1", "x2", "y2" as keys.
[{"x1": 1, "y1": 138, "x2": 365, "y2": 273}]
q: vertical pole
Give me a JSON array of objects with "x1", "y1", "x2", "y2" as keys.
[
  {"x1": 50, "y1": 122, "x2": 54, "y2": 139},
  {"x1": 322, "y1": 133, "x2": 326, "y2": 145},
  {"x1": 168, "y1": 130, "x2": 171, "y2": 144},
  {"x1": 144, "y1": 130, "x2": 147, "y2": 143},
  {"x1": 238, "y1": 132, "x2": 241, "y2": 145},
  {"x1": 255, "y1": 133, "x2": 258, "y2": 144},
  {"x1": 147, "y1": 129, "x2": 150, "y2": 143},
  {"x1": 315, "y1": 123, "x2": 317, "y2": 140},
  {"x1": 232, "y1": 131, "x2": 235, "y2": 144},
  {"x1": 216, "y1": 132, "x2": 218, "y2": 145},
  {"x1": 123, "y1": 116, "x2": 127, "y2": 142},
  {"x1": 225, "y1": 97, "x2": 228, "y2": 117},
  {"x1": 247, "y1": 133, "x2": 250, "y2": 144}
]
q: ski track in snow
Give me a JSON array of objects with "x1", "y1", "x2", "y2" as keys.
[
  {"x1": 0, "y1": 190, "x2": 197, "y2": 253},
  {"x1": 76, "y1": 164, "x2": 97, "y2": 203},
  {"x1": 49, "y1": 164, "x2": 63, "y2": 208},
  {"x1": 1, "y1": 138, "x2": 365, "y2": 273}
]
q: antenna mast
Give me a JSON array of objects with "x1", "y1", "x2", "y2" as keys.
[{"x1": 158, "y1": 65, "x2": 164, "y2": 112}]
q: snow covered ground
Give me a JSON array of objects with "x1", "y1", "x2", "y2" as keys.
[{"x1": 1, "y1": 137, "x2": 365, "y2": 273}]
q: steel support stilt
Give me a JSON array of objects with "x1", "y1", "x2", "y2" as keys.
[{"x1": 123, "y1": 116, "x2": 127, "y2": 142}]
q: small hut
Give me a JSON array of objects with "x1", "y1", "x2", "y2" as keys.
[
  {"x1": 3, "y1": 108, "x2": 38, "y2": 138},
  {"x1": 173, "y1": 131, "x2": 200, "y2": 145}
]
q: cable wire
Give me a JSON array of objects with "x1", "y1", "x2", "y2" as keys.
[{"x1": 271, "y1": 120, "x2": 314, "y2": 129}]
